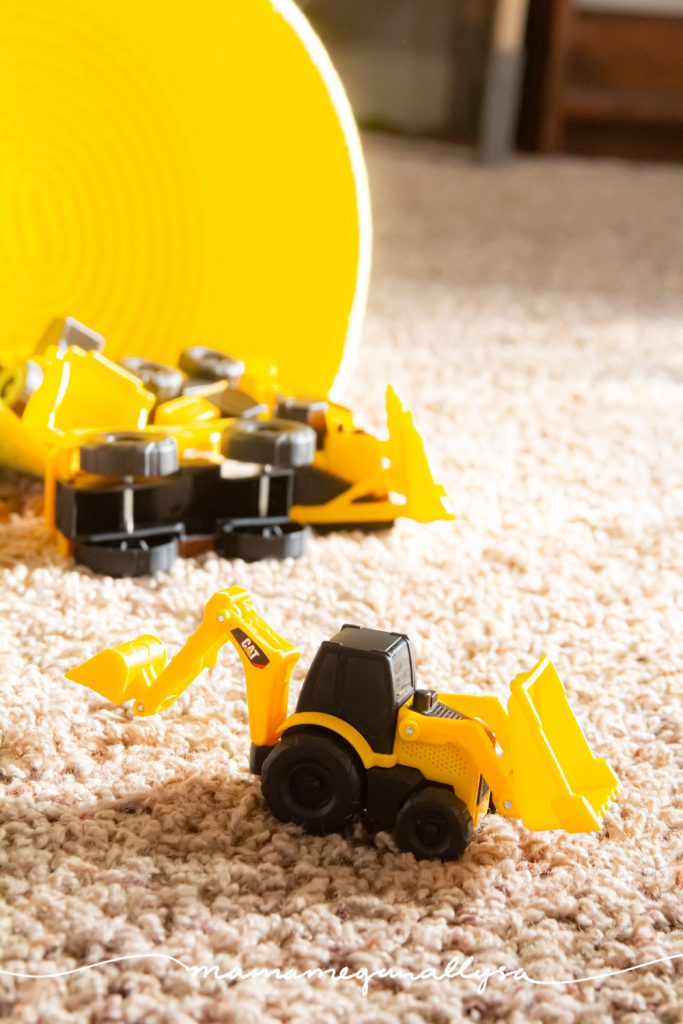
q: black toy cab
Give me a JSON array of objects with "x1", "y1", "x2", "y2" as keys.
[{"x1": 295, "y1": 626, "x2": 416, "y2": 754}]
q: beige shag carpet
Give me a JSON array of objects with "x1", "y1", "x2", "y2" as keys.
[{"x1": 1, "y1": 135, "x2": 682, "y2": 1024}]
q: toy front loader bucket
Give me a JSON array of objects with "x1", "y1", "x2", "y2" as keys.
[
  {"x1": 384, "y1": 386, "x2": 454, "y2": 523},
  {"x1": 66, "y1": 636, "x2": 167, "y2": 707},
  {"x1": 506, "y1": 657, "x2": 619, "y2": 833}
]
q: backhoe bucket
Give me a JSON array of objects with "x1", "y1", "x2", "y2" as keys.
[
  {"x1": 385, "y1": 386, "x2": 454, "y2": 523},
  {"x1": 66, "y1": 636, "x2": 167, "y2": 707},
  {"x1": 506, "y1": 657, "x2": 619, "y2": 832}
]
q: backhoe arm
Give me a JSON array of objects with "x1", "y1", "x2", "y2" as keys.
[{"x1": 66, "y1": 586, "x2": 301, "y2": 746}]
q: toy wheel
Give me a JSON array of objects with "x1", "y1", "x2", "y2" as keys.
[
  {"x1": 119, "y1": 357, "x2": 184, "y2": 403},
  {"x1": 261, "y1": 727, "x2": 364, "y2": 834},
  {"x1": 222, "y1": 418, "x2": 316, "y2": 468},
  {"x1": 79, "y1": 432, "x2": 179, "y2": 477},
  {"x1": 74, "y1": 534, "x2": 179, "y2": 577},
  {"x1": 215, "y1": 521, "x2": 309, "y2": 562},
  {"x1": 179, "y1": 346, "x2": 245, "y2": 385},
  {"x1": 395, "y1": 787, "x2": 473, "y2": 861}
]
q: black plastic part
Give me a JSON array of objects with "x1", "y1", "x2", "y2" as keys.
[
  {"x1": 74, "y1": 533, "x2": 179, "y2": 577},
  {"x1": 260, "y1": 727, "x2": 364, "y2": 834},
  {"x1": 365, "y1": 765, "x2": 424, "y2": 830},
  {"x1": 55, "y1": 464, "x2": 294, "y2": 543},
  {"x1": 395, "y1": 787, "x2": 474, "y2": 861},
  {"x1": 119, "y1": 358, "x2": 184, "y2": 402},
  {"x1": 79, "y1": 432, "x2": 179, "y2": 478},
  {"x1": 312, "y1": 520, "x2": 396, "y2": 534},
  {"x1": 429, "y1": 701, "x2": 464, "y2": 720},
  {"x1": 250, "y1": 743, "x2": 275, "y2": 776},
  {"x1": 274, "y1": 397, "x2": 328, "y2": 434},
  {"x1": 215, "y1": 520, "x2": 309, "y2": 562},
  {"x1": 412, "y1": 689, "x2": 438, "y2": 713},
  {"x1": 223, "y1": 418, "x2": 316, "y2": 469},
  {"x1": 292, "y1": 465, "x2": 350, "y2": 507},
  {"x1": 412, "y1": 696, "x2": 465, "y2": 721},
  {"x1": 208, "y1": 386, "x2": 267, "y2": 420},
  {"x1": 179, "y1": 347, "x2": 245, "y2": 384},
  {"x1": 292, "y1": 466, "x2": 397, "y2": 529},
  {"x1": 295, "y1": 630, "x2": 415, "y2": 755}
]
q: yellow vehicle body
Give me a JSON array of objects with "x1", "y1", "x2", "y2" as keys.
[
  {"x1": 0, "y1": 344, "x2": 154, "y2": 474},
  {"x1": 67, "y1": 587, "x2": 619, "y2": 843}
]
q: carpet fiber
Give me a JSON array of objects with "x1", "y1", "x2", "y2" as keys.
[{"x1": 1, "y1": 135, "x2": 682, "y2": 1023}]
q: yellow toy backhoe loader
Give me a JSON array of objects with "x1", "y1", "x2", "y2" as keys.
[{"x1": 66, "y1": 587, "x2": 619, "y2": 860}]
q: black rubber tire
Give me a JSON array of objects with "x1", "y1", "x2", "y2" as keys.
[
  {"x1": 261, "y1": 728, "x2": 364, "y2": 834},
  {"x1": 222, "y1": 418, "x2": 316, "y2": 468},
  {"x1": 119, "y1": 358, "x2": 184, "y2": 403},
  {"x1": 179, "y1": 346, "x2": 245, "y2": 385},
  {"x1": 79, "y1": 432, "x2": 179, "y2": 478},
  {"x1": 215, "y1": 522, "x2": 309, "y2": 562},
  {"x1": 74, "y1": 534, "x2": 179, "y2": 577},
  {"x1": 395, "y1": 787, "x2": 474, "y2": 861}
]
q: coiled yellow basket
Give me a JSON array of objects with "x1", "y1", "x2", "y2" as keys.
[{"x1": 0, "y1": 0, "x2": 371, "y2": 396}]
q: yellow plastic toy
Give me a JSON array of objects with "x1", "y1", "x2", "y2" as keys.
[
  {"x1": 0, "y1": 0, "x2": 371, "y2": 397},
  {"x1": 290, "y1": 387, "x2": 453, "y2": 527},
  {"x1": 0, "y1": 334, "x2": 155, "y2": 474},
  {"x1": 67, "y1": 587, "x2": 620, "y2": 860}
]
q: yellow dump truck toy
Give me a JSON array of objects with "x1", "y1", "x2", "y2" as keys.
[{"x1": 67, "y1": 587, "x2": 619, "y2": 860}]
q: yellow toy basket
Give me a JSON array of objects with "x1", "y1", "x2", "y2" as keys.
[{"x1": 0, "y1": 0, "x2": 371, "y2": 397}]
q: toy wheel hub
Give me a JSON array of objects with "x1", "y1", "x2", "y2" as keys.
[
  {"x1": 288, "y1": 763, "x2": 332, "y2": 810},
  {"x1": 415, "y1": 813, "x2": 448, "y2": 849}
]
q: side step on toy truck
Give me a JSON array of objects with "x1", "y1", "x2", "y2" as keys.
[{"x1": 66, "y1": 588, "x2": 619, "y2": 860}]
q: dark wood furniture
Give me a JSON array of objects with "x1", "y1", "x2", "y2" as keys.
[{"x1": 520, "y1": 1, "x2": 683, "y2": 160}]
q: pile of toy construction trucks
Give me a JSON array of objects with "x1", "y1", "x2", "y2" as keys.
[{"x1": 0, "y1": 316, "x2": 453, "y2": 576}]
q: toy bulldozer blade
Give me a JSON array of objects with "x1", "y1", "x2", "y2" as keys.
[
  {"x1": 506, "y1": 657, "x2": 620, "y2": 833},
  {"x1": 385, "y1": 386, "x2": 453, "y2": 523}
]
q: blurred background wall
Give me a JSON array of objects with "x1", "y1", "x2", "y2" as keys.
[
  {"x1": 298, "y1": 0, "x2": 683, "y2": 162},
  {"x1": 298, "y1": 0, "x2": 494, "y2": 141}
]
